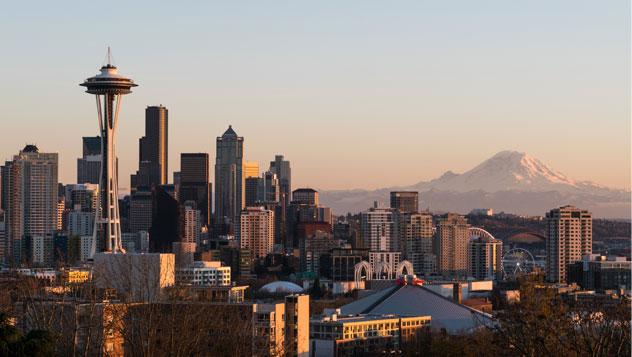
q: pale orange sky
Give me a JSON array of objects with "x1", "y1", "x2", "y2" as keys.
[{"x1": 0, "y1": 1, "x2": 629, "y2": 191}]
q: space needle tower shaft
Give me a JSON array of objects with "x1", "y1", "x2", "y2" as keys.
[{"x1": 80, "y1": 49, "x2": 137, "y2": 254}]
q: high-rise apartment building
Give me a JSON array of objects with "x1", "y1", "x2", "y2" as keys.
[
  {"x1": 284, "y1": 294, "x2": 310, "y2": 357},
  {"x1": 64, "y1": 184, "x2": 98, "y2": 213},
  {"x1": 76, "y1": 136, "x2": 101, "y2": 184},
  {"x1": 0, "y1": 164, "x2": 9, "y2": 211},
  {"x1": 239, "y1": 207, "x2": 274, "y2": 260},
  {"x1": 360, "y1": 204, "x2": 395, "y2": 252},
  {"x1": 545, "y1": 205, "x2": 592, "y2": 283},
  {"x1": 215, "y1": 126, "x2": 244, "y2": 225},
  {"x1": 0, "y1": 216, "x2": 5, "y2": 265},
  {"x1": 68, "y1": 211, "x2": 94, "y2": 237},
  {"x1": 252, "y1": 295, "x2": 310, "y2": 357},
  {"x1": 31, "y1": 235, "x2": 54, "y2": 266},
  {"x1": 468, "y1": 234, "x2": 503, "y2": 280},
  {"x1": 179, "y1": 153, "x2": 211, "y2": 227},
  {"x1": 390, "y1": 191, "x2": 419, "y2": 213},
  {"x1": 434, "y1": 213, "x2": 470, "y2": 278},
  {"x1": 183, "y1": 202, "x2": 201, "y2": 246},
  {"x1": 396, "y1": 211, "x2": 435, "y2": 275},
  {"x1": 131, "y1": 105, "x2": 168, "y2": 190},
  {"x1": 4, "y1": 145, "x2": 58, "y2": 264}
]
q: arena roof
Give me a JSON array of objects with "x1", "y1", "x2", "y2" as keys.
[{"x1": 339, "y1": 285, "x2": 494, "y2": 333}]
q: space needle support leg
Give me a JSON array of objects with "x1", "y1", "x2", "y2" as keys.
[
  {"x1": 111, "y1": 94, "x2": 124, "y2": 252},
  {"x1": 91, "y1": 95, "x2": 104, "y2": 257}
]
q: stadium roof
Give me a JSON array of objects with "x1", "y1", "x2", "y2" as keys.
[
  {"x1": 259, "y1": 281, "x2": 304, "y2": 294},
  {"x1": 339, "y1": 284, "x2": 494, "y2": 334}
]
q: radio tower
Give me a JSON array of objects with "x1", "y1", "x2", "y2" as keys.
[{"x1": 81, "y1": 48, "x2": 137, "y2": 255}]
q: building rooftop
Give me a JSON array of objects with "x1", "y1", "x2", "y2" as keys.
[
  {"x1": 22, "y1": 144, "x2": 39, "y2": 153},
  {"x1": 222, "y1": 125, "x2": 238, "y2": 138},
  {"x1": 313, "y1": 314, "x2": 424, "y2": 324},
  {"x1": 339, "y1": 284, "x2": 494, "y2": 333}
]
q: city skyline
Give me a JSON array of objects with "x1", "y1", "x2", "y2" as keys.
[
  {"x1": 0, "y1": 1, "x2": 629, "y2": 191},
  {"x1": 0, "y1": 3, "x2": 628, "y2": 356}
]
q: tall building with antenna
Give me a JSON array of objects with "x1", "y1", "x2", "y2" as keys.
[{"x1": 80, "y1": 49, "x2": 137, "y2": 255}]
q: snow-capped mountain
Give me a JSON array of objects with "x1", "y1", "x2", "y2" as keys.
[
  {"x1": 413, "y1": 150, "x2": 609, "y2": 194},
  {"x1": 319, "y1": 151, "x2": 630, "y2": 218}
]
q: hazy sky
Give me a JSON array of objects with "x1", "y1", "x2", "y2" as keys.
[{"x1": 0, "y1": 1, "x2": 629, "y2": 191}]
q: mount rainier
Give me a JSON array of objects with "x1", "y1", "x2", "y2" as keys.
[{"x1": 318, "y1": 151, "x2": 630, "y2": 218}]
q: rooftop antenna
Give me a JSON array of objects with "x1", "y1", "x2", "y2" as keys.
[{"x1": 103, "y1": 46, "x2": 116, "y2": 67}]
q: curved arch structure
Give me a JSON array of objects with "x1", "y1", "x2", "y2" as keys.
[
  {"x1": 374, "y1": 262, "x2": 393, "y2": 280},
  {"x1": 354, "y1": 261, "x2": 372, "y2": 288},
  {"x1": 396, "y1": 260, "x2": 414, "y2": 277},
  {"x1": 468, "y1": 227, "x2": 496, "y2": 241}
]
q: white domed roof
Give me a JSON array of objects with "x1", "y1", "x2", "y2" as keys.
[{"x1": 260, "y1": 281, "x2": 303, "y2": 294}]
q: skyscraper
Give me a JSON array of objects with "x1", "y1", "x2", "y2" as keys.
[
  {"x1": 244, "y1": 171, "x2": 280, "y2": 207},
  {"x1": 149, "y1": 185, "x2": 181, "y2": 253},
  {"x1": 144, "y1": 105, "x2": 168, "y2": 186},
  {"x1": 545, "y1": 205, "x2": 592, "y2": 283},
  {"x1": 4, "y1": 145, "x2": 58, "y2": 264},
  {"x1": 214, "y1": 125, "x2": 244, "y2": 225},
  {"x1": 292, "y1": 188, "x2": 318, "y2": 206},
  {"x1": 269, "y1": 155, "x2": 291, "y2": 253},
  {"x1": 261, "y1": 171, "x2": 280, "y2": 204},
  {"x1": 244, "y1": 176, "x2": 262, "y2": 207},
  {"x1": 131, "y1": 105, "x2": 168, "y2": 190},
  {"x1": 360, "y1": 203, "x2": 395, "y2": 252},
  {"x1": 243, "y1": 161, "x2": 259, "y2": 179},
  {"x1": 434, "y1": 213, "x2": 470, "y2": 278},
  {"x1": 129, "y1": 189, "x2": 152, "y2": 234},
  {"x1": 179, "y1": 153, "x2": 211, "y2": 227},
  {"x1": 81, "y1": 52, "x2": 137, "y2": 254},
  {"x1": 269, "y1": 155, "x2": 291, "y2": 207},
  {"x1": 390, "y1": 191, "x2": 419, "y2": 213},
  {"x1": 239, "y1": 206, "x2": 274, "y2": 260},
  {"x1": 77, "y1": 136, "x2": 101, "y2": 184}
]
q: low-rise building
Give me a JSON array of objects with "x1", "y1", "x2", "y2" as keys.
[
  {"x1": 310, "y1": 311, "x2": 430, "y2": 356},
  {"x1": 567, "y1": 255, "x2": 631, "y2": 292},
  {"x1": 176, "y1": 261, "x2": 231, "y2": 287},
  {"x1": 60, "y1": 268, "x2": 91, "y2": 284},
  {"x1": 179, "y1": 285, "x2": 248, "y2": 303},
  {"x1": 93, "y1": 253, "x2": 175, "y2": 302}
]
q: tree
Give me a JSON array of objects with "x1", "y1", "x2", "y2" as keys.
[
  {"x1": 0, "y1": 313, "x2": 54, "y2": 357},
  {"x1": 310, "y1": 278, "x2": 323, "y2": 299}
]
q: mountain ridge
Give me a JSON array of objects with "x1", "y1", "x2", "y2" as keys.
[{"x1": 318, "y1": 150, "x2": 630, "y2": 218}]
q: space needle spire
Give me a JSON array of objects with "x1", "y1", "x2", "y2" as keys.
[{"x1": 81, "y1": 49, "x2": 137, "y2": 255}]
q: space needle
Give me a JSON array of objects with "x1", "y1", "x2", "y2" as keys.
[{"x1": 81, "y1": 49, "x2": 137, "y2": 255}]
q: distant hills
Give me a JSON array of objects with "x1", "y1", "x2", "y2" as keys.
[{"x1": 319, "y1": 151, "x2": 631, "y2": 218}]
